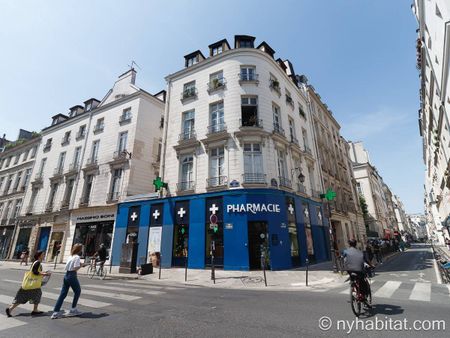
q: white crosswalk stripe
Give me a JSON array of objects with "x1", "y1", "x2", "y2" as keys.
[
  {"x1": 42, "y1": 291, "x2": 111, "y2": 308},
  {"x1": 106, "y1": 282, "x2": 163, "y2": 290},
  {"x1": 409, "y1": 282, "x2": 431, "y2": 302},
  {"x1": 84, "y1": 284, "x2": 165, "y2": 295},
  {"x1": 373, "y1": 281, "x2": 402, "y2": 298},
  {"x1": 53, "y1": 288, "x2": 141, "y2": 301},
  {"x1": 0, "y1": 294, "x2": 53, "y2": 312},
  {"x1": 0, "y1": 313, "x2": 26, "y2": 331}
]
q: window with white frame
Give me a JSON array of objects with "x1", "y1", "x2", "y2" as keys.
[
  {"x1": 91, "y1": 140, "x2": 100, "y2": 162},
  {"x1": 13, "y1": 199, "x2": 22, "y2": 219},
  {"x1": 289, "y1": 118, "x2": 296, "y2": 142},
  {"x1": 38, "y1": 158, "x2": 46, "y2": 176},
  {"x1": 23, "y1": 149, "x2": 29, "y2": 162},
  {"x1": 13, "y1": 171, "x2": 22, "y2": 191},
  {"x1": 241, "y1": 96, "x2": 258, "y2": 126},
  {"x1": 22, "y1": 168, "x2": 32, "y2": 189},
  {"x1": 209, "y1": 71, "x2": 225, "y2": 90},
  {"x1": 47, "y1": 183, "x2": 58, "y2": 209},
  {"x1": 240, "y1": 66, "x2": 256, "y2": 81},
  {"x1": 3, "y1": 201, "x2": 12, "y2": 221},
  {"x1": 4, "y1": 175, "x2": 13, "y2": 194},
  {"x1": 182, "y1": 110, "x2": 195, "y2": 139},
  {"x1": 117, "y1": 131, "x2": 128, "y2": 153},
  {"x1": 209, "y1": 147, "x2": 225, "y2": 186},
  {"x1": 183, "y1": 81, "x2": 196, "y2": 99},
  {"x1": 73, "y1": 147, "x2": 82, "y2": 168},
  {"x1": 57, "y1": 152, "x2": 66, "y2": 172},
  {"x1": 110, "y1": 168, "x2": 123, "y2": 200},
  {"x1": 277, "y1": 149, "x2": 288, "y2": 179},
  {"x1": 179, "y1": 155, "x2": 194, "y2": 190},
  {"x1": 272, "y1": 104, "x2": 282, "y2": 132},
  {"x1": 243, "y1": 143, "x2": 264, "y2": 182},
  {"x1": 13, "y1": 154, "x2": 20, "y2": 165},
  {"x1": 210, "y1": 102, "x2": 224, "y2": 133},
  {"x1": 121, "y1": 108, "x2": 132, "y2": 122},
  {"x1": 212, "y1": 45, "x2": 223, "y2": 56}
]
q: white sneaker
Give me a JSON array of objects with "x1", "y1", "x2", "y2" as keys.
[
  {"x1": 51, "y1": 311, "x2": 63, "y2": 319},
  {"x1": 65, "y1": 308, "x2": 82, "y2": 317}
]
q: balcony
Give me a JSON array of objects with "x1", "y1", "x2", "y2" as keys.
[
  {"x1": 207, "y1": 123, "x2": 227, "y2": 135},
  {"x1": 206, "y1": 176, "x2": 228, "y2": 190},
  {"x1": 119, "y1": 114, "x2": 132, "y2": 125},
  {"x1": 93, "y1": 124, "x2": 104, "y2": 134},
  {"x1": 202, "y1": 124, "x2": 230, "y2": 147},
  {"x1": 66, "y1": 163, "x2": 80, "y2": 176},
  {"x1": 61, "y1": 136, "x2": 71, "y2": 146},
  {"x1": 273, "y1": 124, "x2": 285, "y2": 136},
  {"x1": 286, "y1": 96, "x2": 294, "y2": 109},
  {"x1": 32, "y1": 173, "x2": 43, "y2": 186},
  {"x1": 107, "y1": 191, "x2": 120, "y2": 203},
  {"x1": 238, "y1": 73, "x2": 259, "y2": 85},
  {"x1": 239, "y1": 118, "x2": 263, "y2": 129},
  {"x1": 242, "y1": 173, "x2": 266, "y2": 185},
  {"x1": 51, "y1": 167, "x2": 64, "y2": 180},
  {"x1": 79, "y1": 196, "x2": 90, "y2": 207},
  {"x1": 174, "y1": 130, "x2": 200, "y2": 154},
  {"x1": 45, "y1": 202, "x2": 54, "y2": 213},
  {"x1": 75, "y1": 131, "x2": 85, "y2": 140},
  {"x1": 60, "y1": 200, "x2": 70, "y2": 210},
  {"x1": 109, "y1": 150, "x2": 129, "y2": 166},
  {"x1": 290, "y1": 135, "x2": 299, "y2": 145},
  {"x1": 207, "y1": 78, "x2": 226, "y2": 93},
  {"x1": 279, "y1": 176, "x2": 292, "y2": 189},
  {"x1": 0, "y1": 219, "x2": 7, "y2": 226},
  {"x1": 177, "y1": 181, "x2": 195, "y2": 193},
  {"x1": 269, "y1": 79, "x2": 281, "y2": 96},
  {"x1": 297, "y1": 183, "x2": 307, "y2": 194},
  {"x1": 303, "y1": 145, "x2": 315, "y2": 162},
  {"x1": 43, "y1": 143, "x2": 52, "y2": 152},
  {"x1": 179, "y1": 130, "x2": 197, "y2": 142},
  {"x1": 83, "y1": 157, "x2": 98, "y2": 171},
  {"x1": 180, "y1": 88, "x2": 198, "y2": 102}
]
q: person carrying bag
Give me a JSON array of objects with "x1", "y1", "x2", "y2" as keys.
[{"x1": 5, "y1": 251, "x2": 51, "y2": 317}]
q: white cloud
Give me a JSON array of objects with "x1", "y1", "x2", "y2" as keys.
[{"x1": 340, "y1": 108, "x2": 409, "y2": 140}]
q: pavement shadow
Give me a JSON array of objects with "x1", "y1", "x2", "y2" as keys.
[
  {"x1": 362, "y1": 304, "x2": 404, "y2": 318},
  {"x1": 78, "y1": 312, "x2": 109, "y2": 319}
]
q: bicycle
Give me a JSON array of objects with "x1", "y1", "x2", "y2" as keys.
[
  {"x1": 86, "y1": 258, "x2": 107, "y2": 280},
  {"x1": 348, "y1": 265, "x2": 373, "y2": 317}
]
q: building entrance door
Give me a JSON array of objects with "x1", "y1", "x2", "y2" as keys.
[
  {"x1": 247, "y1": 221, "x2": 268, "y2": 270},
  {"x1": 37, "y1": 227, "x2": 51, "y2": 253}
]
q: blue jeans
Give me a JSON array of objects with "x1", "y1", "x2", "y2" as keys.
[{"x1": 53, "y1": 271, "x2": 81, "y2": 312}]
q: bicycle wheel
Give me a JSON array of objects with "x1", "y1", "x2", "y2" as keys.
[
  {"x1": 350, "y1": 285, "x2": 361, "y2": 317},
  {"x1": 88, "y1": 266, "x2": 96, "y2": 279},
  {"x1": 86, "y1": 265, "x2": 93, "y2": 277},
  {"x1": 365, "y1": 282, "x2": 372, "y2": 308},
  {"x1": 100, "y1": 266, "x2": 107, "y2": 280}
]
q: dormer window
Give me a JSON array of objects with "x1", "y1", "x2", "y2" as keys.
[
  {"x1": 187, "y1": 57, "x2": 197, "y2": 67},
  {"x1": 212, "y1": 45, "x2": 223, "y2": 56},
  {"x1": 86, "y1": 102, "x2": 92, "y2": 111},
  {"x1": 240, "y1": 40, "x2": 253, "y2": 48},
  {"x1": 208, "y1": 39, "x2": 230, "y2": 57},
  {"x1": 184, "y1": 50, "x2": 205, "y2": 68},
  {"x1": 235, "y1": 35, "x2": 255, "y2": 49}
]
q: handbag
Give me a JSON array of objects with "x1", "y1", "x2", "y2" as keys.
[{"x1": 21, "y1": 262, "x2": 43, "y2": 290}]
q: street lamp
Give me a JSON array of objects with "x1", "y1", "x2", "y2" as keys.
[{"x1": 291, "y1": 167, "x2": 305, "y2": 183}]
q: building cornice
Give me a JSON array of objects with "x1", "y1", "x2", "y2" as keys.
[{"x1": 0, "y1": 136, "x2": 41, "y2": 158}]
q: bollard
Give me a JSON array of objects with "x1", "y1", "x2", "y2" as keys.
[
  {"x1": 53, "y1": 251, "x2": 59, "y2": 270},
  {"x1": 158, "y1": 254, "x2": 162, "y2": 280},
  {"x1": 211, "y1": 240, "x2": 215, "y2": 284},
  {"x1": 109, "y1": 255, "x2": 113, "y2": 274},
  {"x1": 184, "y1": 252, "x2": 188, "y2": 282},
  {"x1": 305, "y1": 258, "x2": 309, "y2": 286},
  {"x1": 260, "y1": 244, "x2": 267, "y2": 287}
]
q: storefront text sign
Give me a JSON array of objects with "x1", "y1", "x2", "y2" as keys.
[
  {"x1": 226, "y1": 203, "x2": 281, "y2": 214},
  {"x1": 76, "y1": 214, "x2": 115, "y2": 223}
]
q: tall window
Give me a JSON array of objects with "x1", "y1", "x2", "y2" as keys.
[
  {"x1": 209, "y1": 71, "x2": 225, "y2": 90},
  {"x1": 0, "y1": 177, "x2": 4, "y2": 192},
  {"x1": 23, "y1": 149, "x2": 29, "y2": 162},
  {"x1": 183, "y1": 81, "x2": 196, "y2": 98},
  {"x1": 22, "y1": 169, "x2": 32, "y2": 189},
  {"x1": 30, "y1": 146, "x2": 37, "y2": 159},
  {"x1": 308, "y1": 166, "x2": 315, "y2": 193},
  {"x1": 83, "y1": 175, "x2": 94, "y2": 203},
  {"x1": 4, "y1": 201, "x2": 12, "y2": 221},
  {"x1": 13, "y1": 171, "x2": 23, "y2": 191},
  {"x1": 77, "y1": 125, "x2": 86, "y2": 138},
  {"x1": 302, "y1": 128, "x2": 309, "y2": 149},
  {"x1": 110, "y1": 169, "x2": 123, "y2": 199},
  {"x1": 57, "y1": 152, "x2": 66, "y2": 172},
  {"x1": 180, "y1": 155, "x2": 194, "y2": 190},
  {"x1": 13, "y1": 199, "x2": 22, "y2": 219},
  {"x1": 182, "y1": 110, "x2": 195, "y2": 139},
  {"x1": 240, "y1": 66, "x2": 256, "y2": 81},
  {"x1": 13, "y1": 154, "x2": 20, "y2": 165},
  {"x1": 289, "y1": 118, "x2": 296, "y2": 142},
  {"x1": 209, "y1": 147, "x2": 225, "y2": 186},
  {"x1": 28, "y1": 189, "x2": 38, "y2": 213},
  {"x1": 0, "y1": 203, "x2": 4, "y2": 220},
  {"x1": 277, "y1": 150, "x2": 288, "y2": 179},
  {"x1": 210, "y1": 102, "x2": 224, "y2": 133},
  {"x1": 38, "y1": 158, "x2": 46, "y2": 175},
  {"x1": 272, "y1": 104, "x2": 282, "y2": 132},
  {"x1": 95, "y1": 118, "x2": 104, "y2": 132},
  {"x1": 48, "y1": 183, "x2": 58, "y2": 209},
  {"x1": 64, "y1": 178, "x2": 75, "y2": 204},
  {"x1": 356, "y1": 182, "x2": 363, "y2": 195},
  {"x1": 117, "y1": 131, "x2": 128, "y2": 152},
  {"x1": 4, "y1": 175, "x2": 13, "y2": 194},
  {"x1": 91, "y1": 140, "x2": 100, "y2": 161},
  {"x1": 243, "y1": 143, "x2": 263, "y2": 182},
  {"x1": 73, "y1": 147, "x2": 82, "y2": 167},
  {"x1": 121, "y1": 108, "x2": 132, "y2": 121},
  {"x1": 241, "y1": 96, "x2": 258, "y2": 126}
]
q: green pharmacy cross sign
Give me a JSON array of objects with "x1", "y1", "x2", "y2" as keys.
[
  {"x1": 320, "y1": 188, "x2": 336, "y2": 201},
  {"x1": 153, "y1": 176, "x2": 168, "y2": 192}
]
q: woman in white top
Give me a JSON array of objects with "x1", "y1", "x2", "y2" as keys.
[{"x1": 51, "y1": 243, "x2": 84, "y2": 319}]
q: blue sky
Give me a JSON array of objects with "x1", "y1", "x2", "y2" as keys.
[{"x1": 0, "y1": 0, "x2": 423, "y2": 213}]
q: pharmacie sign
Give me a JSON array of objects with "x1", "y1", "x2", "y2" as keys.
[{"x1": 226, "y1": 203, "x2": 281, "y2": 214}]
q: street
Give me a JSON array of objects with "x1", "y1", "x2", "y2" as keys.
[{"x1": 0, "y1": 244, "x2": 448, "y2": 338}]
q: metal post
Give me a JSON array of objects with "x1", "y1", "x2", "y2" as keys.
[
  {"x1": 184, "y1": 248, "x2": 188, "y2": 282},
  {"x1": 158, "y1": 254, "x2": 162, "y2": 280},
  {"x1": 53, "y1": 251, "x2": 59, "y2": 270},
  {"x1": 109, "y1": 255, "x2": 113, "y2": 274},
  {"x1": 261, "y1": 244, "x2": 267, "y2": 287},
  {"x1": 305, "y1": 258, "x2": 309, "y2": 286},
  {"x1": 211, "y1": 240, "x2": 215, "y2": 284}
]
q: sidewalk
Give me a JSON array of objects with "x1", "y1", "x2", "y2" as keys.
[{"x1": 0, "y1": 253, "x2": 400, "y2": 291}]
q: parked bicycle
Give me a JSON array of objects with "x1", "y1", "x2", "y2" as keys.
[
  {"x1": 348, "y1": 264, "x2": 373, "y2": 317},
  {"x1": 86, "y1": 257, "x2": 107, "y2": 280}
]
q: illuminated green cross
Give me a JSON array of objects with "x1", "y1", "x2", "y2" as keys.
[
  {"x1": 320, "y1": 188, "x2": 336, "y2": 201},
  {"x1": 153, "y1": 177, "x2": 168, "y2": 191}
]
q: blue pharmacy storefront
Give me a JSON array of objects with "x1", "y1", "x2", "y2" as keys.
[{"x1": 111, "y1": 189, "x2": 331, "y2": 271}]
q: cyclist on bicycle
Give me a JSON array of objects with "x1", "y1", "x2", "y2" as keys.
[
  {"x1": 343, "y1": 239, "x2": 372, "y2": 305},
  {"x1": 93, "y1": 244, "x2": 108, "y2": 269}
]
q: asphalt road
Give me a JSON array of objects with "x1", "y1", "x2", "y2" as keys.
[{"x1": 0, "y1": 244, "x2": 448, "y2": 338}]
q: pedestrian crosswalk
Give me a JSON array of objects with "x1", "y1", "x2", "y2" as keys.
[
  {"x1": 314, "y1": 279, "x2": 450, "y2": 304},
  {"x1": 0, "y1": 278, "x2": 185, "y2": 334}
]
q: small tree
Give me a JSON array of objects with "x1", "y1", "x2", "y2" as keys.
[{"x1": 359, "y1": 195, "x2": 370, "y2": 232}]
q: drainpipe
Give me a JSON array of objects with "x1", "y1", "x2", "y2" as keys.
[{"x1": 160, "y1": 80, "x2": 171, "y2": 193}]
